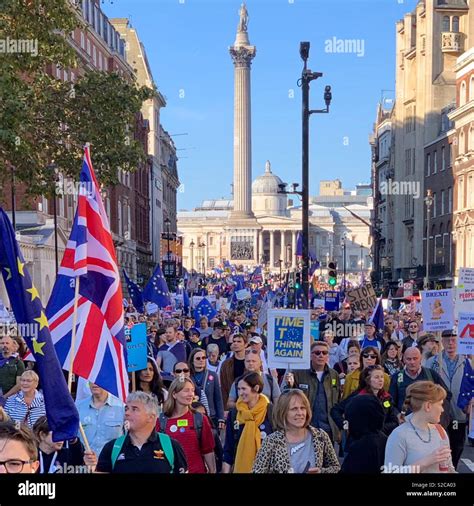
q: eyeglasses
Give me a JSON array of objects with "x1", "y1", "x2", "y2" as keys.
[
  {"x1": 174, "y1": 368, "x2": 190, "y2": 374},
  {"x1": 245, "y1": 349, "x2": 259, "y2": 355},
  {"x1": 311, "y1": 350, "x2": 328, "y2": 356},
  {"x1": 194, "y1": 356, "x2": 206, "y2": 361},
  {"x1": 362, "y1": 354, "x2": 377, "y2": 359},
  {"x1": 0, "y1": 459, "x2": 35, "y2": 473}
]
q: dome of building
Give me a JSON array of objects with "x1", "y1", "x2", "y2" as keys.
[{"x1": 252, "y1": 161, "x2": 284, "y2": 194}]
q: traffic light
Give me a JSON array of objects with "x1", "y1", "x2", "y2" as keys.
[
  {"x1": 295, "y1": 272, "x2": 301, "y2": 289},
  {"x1": 328, "y1": 261, "x2": 337, "y2": 287}
]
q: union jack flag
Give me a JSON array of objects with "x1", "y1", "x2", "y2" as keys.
[{"x1": 45, "y1": 146, "x2": 128, "y2": 401}]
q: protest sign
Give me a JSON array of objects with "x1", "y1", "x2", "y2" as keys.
[
  {"x1": 403, "y1": 283, "x2": 413, "y2": 297},
  {"x1": 310, "y1": 321, "x2": 320, "y2": 342},
  {"x1": 324, "y1": 291, "x2": 340, "y2": 311},
  {"x1": 345, "y1": 284, "x2": 377, "y2": 312},
  {"x1": 145, "y1": 302, "x2": 158, "y2": 315},
  {"x1": 420, "y1": 290, "x2": 454, "y2": 332},
  {"x1": 236, "y1": 289, "x2": 251, "y2": 301},
  {"x1": 126, "y1": 323, "x2": 147, "y2": 373},
  {"x1": 313, "y1": 298, "x2": 325, "y2": 308},
  {"x1": 267, "y1": 309, "x2": 311, "y2": 369},
  {"x1": 455, "y1": 286, "x2": 474, "y2": 319},
  {"x1": 459, "y1": 268, "x2": 474, "y2": 287},
  {"x1": 458, "y1": 313, "x2": 474, "y2": 355}
]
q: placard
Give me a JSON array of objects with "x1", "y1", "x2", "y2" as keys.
[
  {"x1": 345, "y1": 284, "x2": 377, "y2": 312},
  {"x1": 126, "y1": 323, "x2": 147, "y2": 372},
  {"x1": 420, "y1": 290, "x2": 454, "y2": 332},
  {"x1": 267, "y1": 309, "x2": 311, "y2": 369},
  {"x1": 459, "y1": 268, "x2": 474, "y2": 287},
  {"x1": 458, "y1": 312, "x2": 474, "y2": 355},
  {"x1": 324, "y1": 291, "x2": 340, "y2": 311},
  {"x1": 455, "y1": 286, "x2": 474, "y2": 319}
]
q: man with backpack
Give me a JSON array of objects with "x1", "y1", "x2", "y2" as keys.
[{"x1": 96, "y1": 392, "x2": 187, "y2": 473}]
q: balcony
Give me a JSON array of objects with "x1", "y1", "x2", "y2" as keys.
[{"x1": 441, "y1": 32, "x2": 464, "y2": 54}]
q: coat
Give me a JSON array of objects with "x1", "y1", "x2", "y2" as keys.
[
  {"x1": 252, "y1": 426, "x2": 340, "y2": 473},
  {"x1": 342, "y1": 369, "x2": 391, "y2": 400}
]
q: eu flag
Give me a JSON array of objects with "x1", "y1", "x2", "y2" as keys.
[
  {"x1": 123, "y1": 269, "x2": 144, "y2": 313},
  {"x1": 143, "y1": 264, "x2": 172, "y2": 308},
  {"x1": 0, "y1": 208, "x2": 79, "y2": 441},
  {"x1": 193, "y1": 298, "x2": 217, "y2": 322},
  {"x1": 369, "y1": 297, "x2": 384, "y2": 333}
]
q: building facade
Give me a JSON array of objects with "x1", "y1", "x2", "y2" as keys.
[{"x1": 449, "y1": 46, "x2": 474, "y2": 275}]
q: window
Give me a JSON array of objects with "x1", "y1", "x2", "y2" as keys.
[
  {"x1": 86, "y1": 39, "x2": 91, "y2": 55},
  {"x1": 469, "y1": 175, "x2": 474, "y2": 208},
  {"x1": 426, "y1": 153, "x2": 431, "y2": 177},
  {"x1": 209, "y1": 258, "x2": 215, "y2": 268},
  {"x1": 441, "y1": 146, "x2": 446, "y2": 171},
  {"x1": 448, "y1": 143, "x2": 452, "y2": 167},
  {"x1": 441, "y1": 190, "x2": 445, "y2": 215},
  {"x1": 209, "y1": 236, "x2": 214, "y2": 246},
  {"x1": 470, "y1": 76, "x2": 474, "y2": 102},
  {"x1": 460, "y1": 130, "x2": 465, "y2": 155},
  {"x1": 55, "y1": 65, "x2": 61, "y2": 79},
  {"x1": 63, "y1": 69, "x2": 68, "y2": 81},
  {"x1": 470, "y1": 126, "x2": 474, "y2": 151},
  {"x1": 93, "y1": 46, "x2": 97, "y2": 66},
  {"x1": 452, "y1": 16, "x2": 459, "y2": 33},
  {"x1": 433, "y1": 150, "x2": 437, "y2": 174},
  {"x1": 442, "y1": 16, "x2": 450, "y2": 32},
  {"x1": 80, "y1": 32, "x2": 85, "y2": 49},
  {"x1": 118, "y1": 199, "x2": 122, "y2": 235},
  {"x1": 458, "y1": 177, "x2": 464, "y2": 209},
  {"x1": 405, "y1": 149, "x2": 411, "y2": 175},
  {"x1": 432, "y1": 193, "x2": 437, "y2": 218},
  {"x1": 448, "y1": 187, "x2": 453, "y2": 212},
  {"x1": 70, "y1": 71, "x2": 75, "y2": 82},
  {"x1": 461, "y1": 81, "x2": 467, "y2": 106}
]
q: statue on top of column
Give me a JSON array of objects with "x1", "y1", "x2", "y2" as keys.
[{"x1": 238, "y1": 3, "x2": 249, "y2": 32}]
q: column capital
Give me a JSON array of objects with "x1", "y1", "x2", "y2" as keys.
[{"x1": 229, "y1": 45, "x2": 256, "y2": 67}]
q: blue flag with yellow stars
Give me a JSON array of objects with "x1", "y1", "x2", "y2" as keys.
[
  {"x1": 193, "y1": 298, "x2": 217, "y2": 322},
  {"x1": 143, "y1": 264, "x2": 172, "y2": 308},
  {"x1": 0, "y1": 207, "x2": 79, "y2": 441},
  {"x1": 123, "y1": 269, "x2": 144, "y2": 313}
]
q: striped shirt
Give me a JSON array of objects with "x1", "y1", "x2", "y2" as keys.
[{"x1": 4, "y1": 390, "x2": 46, "y2": 428}]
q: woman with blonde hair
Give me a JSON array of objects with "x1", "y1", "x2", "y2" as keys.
[
  {"x1": 0, "y1": 406, "x2": 11, "y2": 422},
  {"x1": 4, "y1": 370, "x2": 46, "y2": 428},
  {"x1": 253, "y1": 389, "x2": 340, "y2": 473},
  {"x1": 384, "y1": 381, "x2": 455, "y2": 473},
  {"x1": 158, "y1": 377, "x2": 216, "y2": 474}
]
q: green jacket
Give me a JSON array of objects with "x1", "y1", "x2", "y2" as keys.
[{"x1": 283, "y1": 365, "x2": 341, "y2": 442}]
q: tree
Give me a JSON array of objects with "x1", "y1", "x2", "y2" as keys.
[{"x1": 0, "y1": 0, "x2": 155, "y2": 199}]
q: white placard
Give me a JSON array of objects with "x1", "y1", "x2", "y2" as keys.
[
  {"x1": 458, "y1": 312, "x2": 474, "y2": 355},
  {"x1": 236, "y1": 289, "x2": 251, "y2": 301},
  {"x1": 455, "y1": 286, "x2": 474, "y2": 319},
  {"x1": 459, "y1": 268, "x2": 474, "y2": 287},
  {"x1": 420, "y1": 290, "x2": 454, "y2": 332}
]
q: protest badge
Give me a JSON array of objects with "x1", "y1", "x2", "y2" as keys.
[
  {"x1": 459, "y1": 268, "x2": 474, "y2": 287},
  {"x1": 310, "y1": 321, "x2": 320, "y2": 343},
  {"x1": 145, "y1": 302, "x2": 158, "y2": 315},
  {"x1": 458, "y1": 313, "x2": 474, "y2": 355},
  {"x1": 346, "y1": 284, "x2": 377, "y2": 313},
  {"x1": 324, "y1": 291, "x2": 340, "y2": 311},
  {"x1": 420, "y1": 290, "x2": 454, "y2": 332},
  {"x1": 267, "y1": 309, "x2": 311, "y2": 369},
  {"x1": 126, "y1": 323, "x2": 147, "y2": 373},
  {"x1": 455, "y1": 286, "x2": 474, "y2": 319},
  {"x1": 236, "y1": 289, "x2": 251, "y2": 301}
]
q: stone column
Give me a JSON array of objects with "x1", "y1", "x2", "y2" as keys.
[
  {"x1": 280, "y1": 230, "x2": 285, "y2": 264},
  {"x1": 229, "y1": 21, "x2": 256, "y2": 220},
  {"x1": 269, "y1": 230, "x2": 275, "y2": 269},
  {"x1": 292, "y1": 231, "x2": 296, "y2": 268},
  {"x1": 254, "y1": 229, "x2": 259, "y2": 263}
]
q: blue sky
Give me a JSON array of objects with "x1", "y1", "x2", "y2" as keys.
[{"x1": 103, "y1": 0, "x2": 418, "y2": 209}]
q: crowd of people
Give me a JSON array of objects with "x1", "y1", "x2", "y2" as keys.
[{"x1": 0, "y1": 280, "x2": 473, "y2": 475}]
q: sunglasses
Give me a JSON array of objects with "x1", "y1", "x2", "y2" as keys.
[
  {"x1": 175, "y1": 368, "x2": 190, "y2": 374},
  {"x1": 362, "y1": 354, "x2": 377, "y2": 359},
  {"x1": 194, "y1": 356, "x2": 206, "y2": 361},
  {"x1": 245, "y1": 349, "x2": 259, "y2": 355},
  {"x1": 311, "y1": 350, "x2": 328, "y2": 356}
]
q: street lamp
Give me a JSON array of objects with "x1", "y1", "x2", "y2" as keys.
[
  {"x1": 189, "y1": 239, "x2": 195, "y2": 273},
  {"x1": 341, "y1": 233, "x2": 347, "y2": 293},
  {"x1": 298, "y1": 41, "x2": 332, "y2": 301},
  {"x1": 424, "y1": 189, "x2": 434, "y2": 290}
]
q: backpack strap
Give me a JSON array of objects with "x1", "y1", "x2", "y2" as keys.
[
  {"x1": 157, "y1": 432, "x2": 175, "y2": 473},
  {"x1": 158, "y1": 412, "x2": 168, "y2": 434},
  {"x1": 434, "y1": 424, "x2": 448, "y2": 440},
  {"x1": 111, "y1": 433, "x2": 127, "y2": 470},
  {"x1": 194, "y1": 411, "x2": 203, "y2": 445}
]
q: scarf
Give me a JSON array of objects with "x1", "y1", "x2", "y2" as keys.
[{"x1": 234, "y1": 395, "x2": 269, "y2": 473}]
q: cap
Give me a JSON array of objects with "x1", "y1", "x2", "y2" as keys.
[
  {"x1": 417, "y1": 333, "x2": 439, "y2": 346},
  {"x1": 365, "y1": 321, "x2": 376, "y2": 327},
  {"x1": 190, "y1": 327, "x2": 201, "y2": 337},
  {"x1": 441, "y1": 329, "x2": 457, "y2": 338},
  {"x1": 249, "y1": 336, "x2": 263, "y2": 345}
]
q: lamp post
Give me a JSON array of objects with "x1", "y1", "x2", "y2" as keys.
[
  {"x1": 299, "y1": 41, "x2": 331, "y2": 301},
  {"x1": 341, "y1": 233, "x2": 347, "y2": 293},
  {"x1": 424, "y1": 189, "x2": 433, "y2": 290},
  {"x1": 199, "y1": 241, "x2": 206, "y2": 274},
  {"x1": 164, "y1": 217, "x2": 172, "y2": 288},
  {"x1": 190, "y1": 239, "x2": 195, "y2": 273}
]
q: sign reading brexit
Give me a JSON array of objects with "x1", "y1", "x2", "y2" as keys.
[
  {"x1": 267, "y1": 309, "x2": 310, "y2": 370},
  {"x1": 420, "y1": 290, "x2": 454, "y2": 332}
]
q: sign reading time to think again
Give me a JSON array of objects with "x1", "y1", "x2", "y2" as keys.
[{"x1": 267, "y1": 309, "x2": 311, "y2": 370}]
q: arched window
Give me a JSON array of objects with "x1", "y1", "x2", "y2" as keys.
[
  {"x1": 442, "y1": 16, "x2": 450, "y2": 32},
  {"x1": 469, "y1": 125, "x2": 474, "y2": 152},
  {"x1": 452, "y1": 16, "x2": 459, "y2": 33},
  {"x1": 459, "y1": 130, "x2": 465, "y2": 155},
  {"x1": 461, "y1": 81, "x2": 467, "y2": 106},
  {"x1": 117, "y1": 199, "x2": 122, "y2": 236},
  {"x1": 470, "y1": 75, "x2": 474, "y2": 102}
]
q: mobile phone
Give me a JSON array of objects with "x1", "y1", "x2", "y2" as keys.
[{"x1": 303, "y1": 461, "x2": 311, "y2": 473}]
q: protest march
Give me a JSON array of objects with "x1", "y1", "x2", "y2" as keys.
[{"x1": 0, "y1": 147, "x2": 472, "y2": 485}]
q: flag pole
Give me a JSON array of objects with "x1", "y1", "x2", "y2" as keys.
[{"x1": 68, "y1": 276, "x2": 81, "y2": 392}]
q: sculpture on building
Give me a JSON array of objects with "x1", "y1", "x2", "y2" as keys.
[{"x1": 237, "y1": 3, "x2": 248, "y2": 32}]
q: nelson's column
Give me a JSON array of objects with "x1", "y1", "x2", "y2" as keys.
[{"x1": 227, "y1": 3, "x2": 260, "y2": 264}]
